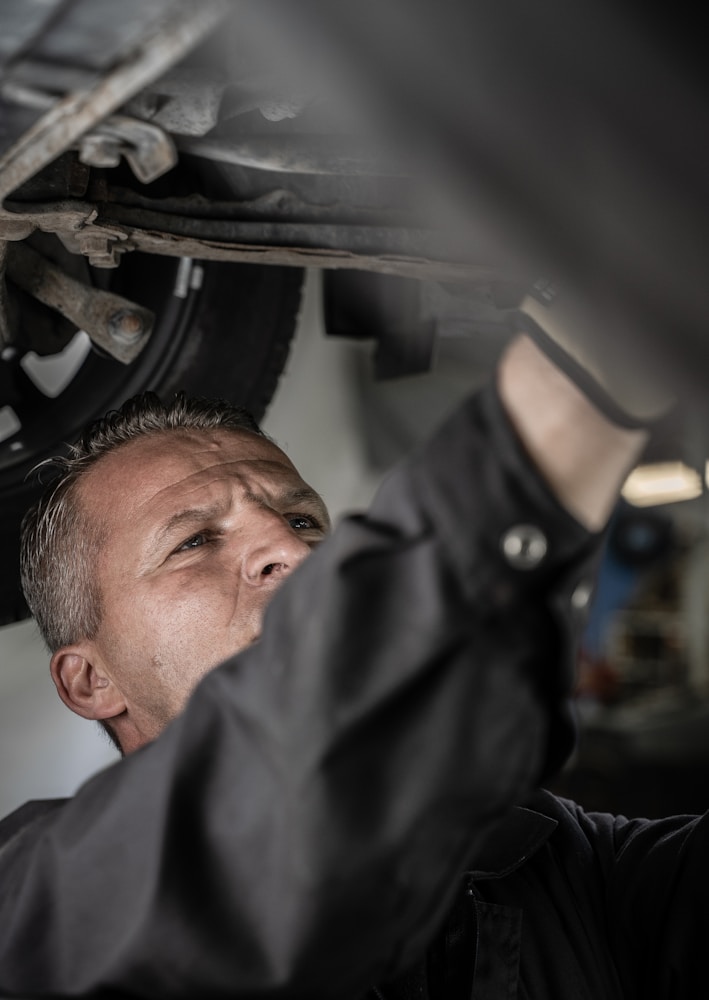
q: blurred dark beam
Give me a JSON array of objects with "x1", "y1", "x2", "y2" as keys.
[{"x1": 251, "y1": 0, "x2": 709, "y2": 400}]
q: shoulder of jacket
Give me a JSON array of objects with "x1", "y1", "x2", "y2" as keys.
[{"x1": 0, "y1": 798, "x2": 68, "y2": 849}]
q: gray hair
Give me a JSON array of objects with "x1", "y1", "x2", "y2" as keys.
[{"x1": 21, "y1": 390, "x2": 266, "y2": 654}]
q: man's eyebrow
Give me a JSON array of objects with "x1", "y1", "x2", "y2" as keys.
[
  {"x1": 146, "y1": 504, "x2": 225, "y2": 559},
  {"x1": 254, "y1": 486, "x2": 331, "y2": 530}
]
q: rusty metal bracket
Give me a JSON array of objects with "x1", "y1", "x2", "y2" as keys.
[
  {"x1": 6, "y1": 242, "x2": 154, "y2": 363},
  {"x1": 0, "y1": 196, "x2": 488, "y2": 281},
  {"x1": 0, "y1": 202, "x2": 137, "y2": 268},
  {"x1": 78, "y1": 115, "x2": 178, "y2": 185}
]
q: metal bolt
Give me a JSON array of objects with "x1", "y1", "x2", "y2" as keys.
[{"x1": 108, "y1": 309, "x2": 145, "y2": 344}]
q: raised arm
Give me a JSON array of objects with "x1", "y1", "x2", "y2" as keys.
[{"x1": 498, "y1": 333, "x2": 648, "y2": 531}]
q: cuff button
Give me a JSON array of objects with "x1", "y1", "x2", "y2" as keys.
[{"x1": 501, "y1": 524, "x2": 548, "y2": 569}]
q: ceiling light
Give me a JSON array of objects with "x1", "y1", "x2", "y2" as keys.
[{"x1": 621, "y1": 462, "x2": 702, "y2": 507}]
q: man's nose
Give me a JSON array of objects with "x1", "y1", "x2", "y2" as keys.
[{"x1": 241, "y1": 513, "x2": 313, "y2": 586}]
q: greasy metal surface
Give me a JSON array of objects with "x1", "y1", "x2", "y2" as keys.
[
  {"x1": 175, "y1": 135, "x2": 406, "y2": 176},
  {"x1": 0, "y1": 0, "x2": 229, "y2": 202},
  {"x1": 124, "y1": 68, "x2": 227, "y2": 137},
  {"x1": 6, "y1": 241, "x2": 154, "y2": 363},
  {"x1": 0, "y1": 0, "x2": 186, "y2": 74}
]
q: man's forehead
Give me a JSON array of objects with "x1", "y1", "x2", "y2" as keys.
[{"x1": 79, "y1": 427, "x2": 299, "y2": 512}]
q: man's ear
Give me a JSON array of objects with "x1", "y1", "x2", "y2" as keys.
[{"x1": 50, "y1": 646, "x2": 126, "y2": 721}]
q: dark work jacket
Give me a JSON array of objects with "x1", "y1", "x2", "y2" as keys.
[
  {"x1": 376, "y1": 789, "x2": 708, "y2": 999},
  {"x1": 3, "y1": 789, "x2": 707, "y2": 999},
  {"x1": 1, "y1": 384, "x2": 669, "y2": 999}
]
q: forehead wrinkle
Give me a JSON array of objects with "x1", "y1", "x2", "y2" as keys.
[
  {"x1": 135, "y1": 457, "x2": 292, "y2": 512},
  {"x1": 83, "y1": 432, "x2": 304, "y2": 572}
]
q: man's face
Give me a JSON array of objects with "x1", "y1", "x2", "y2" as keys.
[{"x1": 77, "y1": 427, "x2": 329, "y2": 747}]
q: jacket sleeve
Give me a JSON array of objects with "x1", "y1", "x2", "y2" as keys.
[
  {"x1": 557, "y1": 797, "x2": 709, "y2": 998},
  {"x1": 0, "y1": 384, "x2": 601, "y2": 998}
]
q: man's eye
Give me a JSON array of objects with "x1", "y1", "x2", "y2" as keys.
[
  {"x1": 288, "y1": 515, "x2": 318, "y2": 530},
  {"x1": 176, "y1": 533, "x2": 208, "y2": 552}
]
